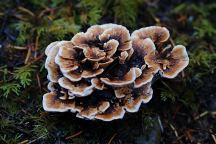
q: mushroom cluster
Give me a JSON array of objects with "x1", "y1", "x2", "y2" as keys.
[{"x1": 43, "y1": 24, "x2": 189, "y2": 121}]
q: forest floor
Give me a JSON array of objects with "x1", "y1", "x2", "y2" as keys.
[{"x1": 0, "y1": 0, "x2": 216, "y2": 143}]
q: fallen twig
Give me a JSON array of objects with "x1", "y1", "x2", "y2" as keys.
[
  {"x1": 107, "y1": 133, "x2": 117, "y2": 144},
  {"x1": 157, "y1": 116, "x2": 164, "y2": 133},
  {"x1": 65, "y1": 130, "x2": 83, "y2": 140},
  {"x1": 36, "y1": 73, "x2": 41, "y2": 91},
  {"x1": 18, "y1": 140, "x2": 29, "y2": 144},
  {"x1": 11, "y1": 45, "x2": 27, "y2": 50},
  {"x1": 194, "y1": 111, "x2": 208, "y2": 120},
  {"x1": 25, "y1": 46, "x2": 32, "y2": 64},
  {"x1": 174, "y1": 134, "x2": 185, "y2": 143},
  {"x1": 34, "y1": 34, "x2": 40, "y2": 58},
  {"x1": 13, "y1": 14, "x2": 28, "y2": 21},
  {"x1": 18, "y1": 6, "x2": 35, "y2": 17},
  {"x1": 27, "y1": 52, "x2": 45, "y2": 66},
  {"x1": 169, "y1": 123, "x2": 179, "y2": 137},
  {"x1": 211, "y1": 135, "x2": 216, "y2": 144},
  {"x1": 38, "y1": 8, "x2": 53, "y2": 18},
  {"x1": 28, "y1": 135, "x2": 45, "y2": 144}
]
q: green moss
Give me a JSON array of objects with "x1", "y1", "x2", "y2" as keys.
[
  {"x1": 14, "y1": 65, "x2": 36, "y2": 88},
  {"x1": 113, "y1": 0, "x2": 140, "y2": 27},
  {"x1": 0, "y1": 0, "x2": 215, "y2": 143},
  {"x1": 0, "y1": 83, "x2": 21, "y2": 98}
]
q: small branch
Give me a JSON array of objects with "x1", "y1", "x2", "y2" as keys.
[
  {"x1": 18, "y1": 6, "x2": 35, "y2": 17},
  {"x1": 34, "y1": 33, "x2": 40, "y2": 58},
  {"x1": 27, "y1": 52, "x2": 45, "y2": 66},
  {"x1": 65, "y1": 130, "x2": 83, "y2": 140},
  {"x1": 174, "y1": 134, "x2": 185, "y2": 143},
  {"x1": 209, "y1": 129, "x2": 216, "y2": 144},
  {"x1": 157, "y1": 116, "x2": 164, "y2": 133},
  {"x1": 28, "y1": 135, "x2": 45, "y2": 144},
  {"x1": 169, "y1": 123, "x2": 179, "y2": 137},
  {"x1": 36, "y1": 73, "x2": 41, "y2": 91},
  {"x1": 10, "y1": 45, "x2": 27, "y2": 50},
  {"x1": 18, "y1": 140, "x2": 29, "y2": 144},
  {"x1": 194, "y1": 111, "x2": 208, "y2": 120},
  {"x1": 107, "y1": 133, "x2": 117, "y2": 144},
  {"x1": 25, "y1": 46, "x2": 32, "y2": 64},
  {"x1": 38, "y1": 8, "x2": 52, "y2": 18},
  {"x1": 13, "y1": 14, "x2": 28, "y2": 21}
]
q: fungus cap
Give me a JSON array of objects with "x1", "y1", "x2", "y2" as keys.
[
  {"x1": 43, "y1": 24, "x2": 189, "y2": 121},
  {"x1": 100, "y1": 68, "x2": 137, "y2": 87}
]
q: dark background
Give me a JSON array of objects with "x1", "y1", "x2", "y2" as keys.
[{"x1": 0, "y1": 0, "x2": 216, "y2": 143}]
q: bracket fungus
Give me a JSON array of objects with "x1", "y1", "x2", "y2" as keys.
[{"x1": 43, "y1": 24, "x2": 189, "y2": 121}]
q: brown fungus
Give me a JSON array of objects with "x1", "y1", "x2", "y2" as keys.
[
  {"x1": 132, "y1": 26, "x2": 189, "y2": 79},
  {"x1": 145, "y1": 45, "x2": 189, "y2": 78},
  {"x1": 43, "y1": 24, "x2": 189, "y2": 121},
  {"x1": 100, "y1": 67, "x2": 138, "y2": 87},
  {"x1": 43, "y1": 92, "x2": 76, "y2": 112}
]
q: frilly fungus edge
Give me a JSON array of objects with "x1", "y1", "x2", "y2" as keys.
[{"x1": 43, "y1": 24, "x2": 189, "y2": 121}]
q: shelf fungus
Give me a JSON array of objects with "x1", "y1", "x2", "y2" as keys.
[{"x1": 43, "y1": 24, "x2": 189, "y2": 121}]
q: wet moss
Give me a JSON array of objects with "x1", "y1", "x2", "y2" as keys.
[{"x1": 0, "y1": 0, "x2": 216, "y2": 143}]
